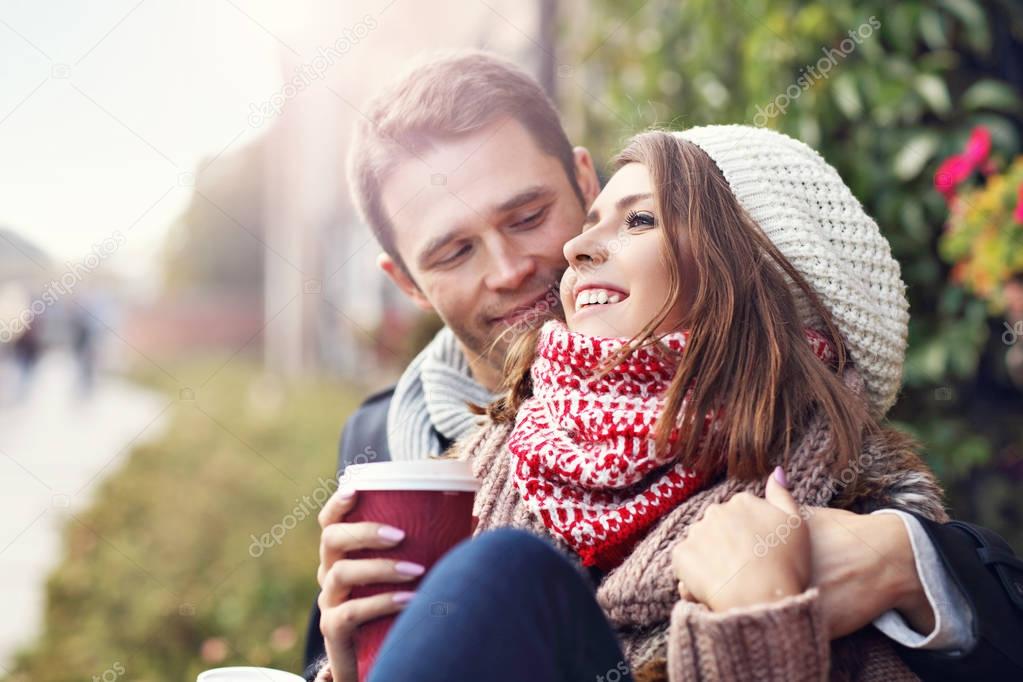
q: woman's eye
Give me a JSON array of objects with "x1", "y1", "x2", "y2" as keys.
[{"x1": 625, "y1": 210, "x2": 656, "y2": 229}]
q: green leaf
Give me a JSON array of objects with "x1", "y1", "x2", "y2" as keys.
[
  {"x1": 831, "y1": 73, "x2": 863, "y2": 119},
  {"x1": 919, "y1": 8, "x2": 949, "y2": 49},
  {"x1": 893, "y1": 132, "x2": 940, "y2": 180},
  {"x1": 962, "y1": 80, "x2": 1023, "y2": 113},
  {"x1": 914, "y1": 73, "x2": 952, "y2": 116},
  {"x1": 938, "y1": 0, "x2": 991, "y2": 54}
]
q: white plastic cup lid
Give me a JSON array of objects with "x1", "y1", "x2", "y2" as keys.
[
  {"x1": 341, "y1": 459, "x2": 481, "y2": 492},
  {"x1": 196, "y1": 667, "x2": 305, "y2": 682}
]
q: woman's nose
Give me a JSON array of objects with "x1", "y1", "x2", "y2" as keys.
[{"x1": 563, "y1": 230, "x2": 606, "y2": 269}]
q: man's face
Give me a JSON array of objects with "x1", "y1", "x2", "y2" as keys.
[{"x1": 379, "y1": 117, "x2": 597, "y2": 379}]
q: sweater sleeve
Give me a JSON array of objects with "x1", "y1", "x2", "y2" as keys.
[
  {"x1": 667, "y1": 587, "x2": 830, "y2": 681},
  {"x1": 870, "y1": 509, "x2": 975, "y2": 651}
]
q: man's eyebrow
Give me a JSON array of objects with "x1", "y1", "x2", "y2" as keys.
[
  {"x1": 417, "y1": 229, "x2": 462, "y2": 270},
  {"x1": 584, "y1": 192, "x2": 653, "y2": 228},
  {"x1": 496, "y1": 185, "x2": 555, "y2": 213}
]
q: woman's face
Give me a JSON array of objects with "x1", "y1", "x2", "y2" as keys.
[{"x1": 560, "y1": 162, "x2": 695, "y2": 338}]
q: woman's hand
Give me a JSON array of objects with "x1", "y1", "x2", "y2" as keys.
[
  {"x1": 671, "y1": 467, "x2": 811, "y2": 612},
  {"x1": 317, "y1": 487, "x2": 422, "y2": 682}
]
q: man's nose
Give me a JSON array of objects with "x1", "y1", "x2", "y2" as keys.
[{"x1": 484, "y1": 245, "x2": 536, "y2": 291}]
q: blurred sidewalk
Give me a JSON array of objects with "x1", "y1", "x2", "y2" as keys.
[{"x1": 0, "y1": 351, "x2": 170, "y2": 671}]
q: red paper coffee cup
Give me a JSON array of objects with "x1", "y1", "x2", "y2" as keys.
[{"x1": 340, "y1": 459, "x2": 480, "y2": 681}]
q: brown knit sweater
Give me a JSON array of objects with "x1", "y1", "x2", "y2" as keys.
[
  {"x1": 458, "y1": 365, "x2": 947, "y2": 682},
  {"x1": 314, "y1": 367, "x2": 946, "y2": 682}
]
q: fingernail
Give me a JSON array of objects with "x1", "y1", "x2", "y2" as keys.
[
  {"x1": 378, "y1": 525, "x2": 405, "y2": 542},
  {"x1": 394, "y1": 561, "x2": 425, "y2": 577},
  {"x1": 392, "y1": 591, "x2": 416, "y2": 604},
  {"x1": 338, "y1": 488, "x2": 356, "y2": 499},
  {"x1": 773, "y1": 466, "x2": 788, "y2": 488}
]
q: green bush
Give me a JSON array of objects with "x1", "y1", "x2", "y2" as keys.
[
  {"x1": 562, "y1": 0, "x2": 1023, "y2": 548},
  {"x1": 4, "y1": 362, "x2": 358, "y2": 682}
]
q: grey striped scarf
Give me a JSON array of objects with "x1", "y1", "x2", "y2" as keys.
[{"x1": 386, "y1": 326, "x2": 498, "y2": 460}]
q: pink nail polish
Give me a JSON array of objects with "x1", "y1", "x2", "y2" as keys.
[
  {"x1": 773, "y1": 466, "x2": 788, "y2": 488},
  {"x1": 394, "y1": 561, "x2": 425, "y2": 577},
  {"x1": 377, "y1": 525, "x2": 405, "y2": 542},
  {"x1": 392, "y1": 591, "x2": 416, "y2": 604}
]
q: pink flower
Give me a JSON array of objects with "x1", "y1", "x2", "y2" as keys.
[
  {"x1": 1014, "y1": 183, "x2": 1023, "y2": 224},
  {"x1": 963, "y1": 126, "x2": 992, "y2": 166},
  {"x1": 934, "y1": 154, "x2": 973, "y2": 200},
  {"x1": 934, "y1": 126, "x2": 993, "y2": 204}
]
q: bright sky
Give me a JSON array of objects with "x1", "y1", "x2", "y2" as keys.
[
  {"x1": 1, "y1": 0, "x2": 536, "y2": 287},
  {"x1": 0, "y1": 0, "x2": 312, "y2": 280}
]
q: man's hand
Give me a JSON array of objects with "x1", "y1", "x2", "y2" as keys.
[
  {"x1": 672, "y1": 468, "x2": 812, "y2": 612},
  {"x1": 806, "y1": 507, "x2": 935, "y2": 638},
  {"x1": 316, "y1": 487, "x2": 421, "y2": 682}
]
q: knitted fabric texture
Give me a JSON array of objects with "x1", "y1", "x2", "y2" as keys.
[
  {"x1": 312, "y1": 364, "x2": 946, "y2": 682},
  {"x1": 508, "y1": 320, "x2": 836, "y2": 571},
  {"x1": 461, "y1": 362, "x2": 947, "y2": 681},
  {"x1": 387, "y1": 326, "x2": 496, "y2": 460},
  {"x1": 675, "y1": 125, "x2": 909, "y2": 417}
]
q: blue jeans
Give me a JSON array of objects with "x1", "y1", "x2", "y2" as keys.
[{"x1": 368, "y1": 528, "x2": 634, "y2": 682}]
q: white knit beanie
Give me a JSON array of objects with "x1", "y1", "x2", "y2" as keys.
[{"x1": 673, "y1": 125, "x2": 909, "y2": 417}]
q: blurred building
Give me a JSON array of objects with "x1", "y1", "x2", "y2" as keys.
[{"x1": 257, "y1": 0, "x2": 548, "y2": 381}]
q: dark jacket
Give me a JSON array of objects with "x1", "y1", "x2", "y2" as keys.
[
  {"x1": 302, "y1": 386, "x2": 452, "y2": 679},
  {"x1": 303, "y1": 389, "x2": 1023, "y2": 681}
]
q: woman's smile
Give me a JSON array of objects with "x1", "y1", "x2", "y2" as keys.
[{"x1": 573, "y1": 283, "x2": 629, "y2": 310}]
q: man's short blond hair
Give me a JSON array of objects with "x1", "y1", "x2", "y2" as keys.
[{"x1": 347, "y1": 49, "x2": 581, "y2": 274}]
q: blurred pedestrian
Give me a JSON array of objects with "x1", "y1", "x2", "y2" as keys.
[
  {"x1": 69, "y1": 307, "x2": 97, "y2": 396},
  {"x1": 12, "y1": 318, "x2": 42, "y2": 401}
]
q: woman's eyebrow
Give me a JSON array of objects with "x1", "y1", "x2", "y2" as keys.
[
  {"x1": 615, "y1": 192, "x2": 652, "y2": 211},
  {"x1": 584, "y1": 192, "x2": 653, "y2": 228}
]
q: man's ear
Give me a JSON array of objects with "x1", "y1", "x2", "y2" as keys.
[
  {"x1": 572, "y1": 146, "x2": 601, "y2": 207},
  {"x1": 377, "y1": 253, "x2": 434, "y2": 312}
]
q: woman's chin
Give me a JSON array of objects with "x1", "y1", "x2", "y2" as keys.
[{"x1": 567, "y1": 310, "x2": 635, "y2": 339}]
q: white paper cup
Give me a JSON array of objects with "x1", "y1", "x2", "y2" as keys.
[{"x1": 197, "y1": 667, "x2": 305, "y2": 682}]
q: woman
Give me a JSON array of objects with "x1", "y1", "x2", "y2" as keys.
[{"x1": 315, "y1": 125, "x2": 946, "y2": 681}]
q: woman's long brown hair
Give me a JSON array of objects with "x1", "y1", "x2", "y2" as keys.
[{"x1": 487, "y1": 131, "x2": 878, "y2": 481}]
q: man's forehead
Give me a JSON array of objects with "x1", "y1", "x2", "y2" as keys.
[{"x1": 379, "y1": 119, "x2": 568, "y2": 253}]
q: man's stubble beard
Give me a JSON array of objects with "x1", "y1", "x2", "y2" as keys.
[{"x1": 452, "y1": 272, "x2": 566, "y2": 379}]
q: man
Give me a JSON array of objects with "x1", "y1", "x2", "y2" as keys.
[{"x1": 304, "y1": 49, "x2": 1023, "y2": 680}]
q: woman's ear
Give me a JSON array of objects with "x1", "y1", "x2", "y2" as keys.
[
  {"x1": 572, "y1": 146, "x2": 601, "y2": 207},
  {"x1": 377, "y1": 252, "x2": 434, "y2": 312}
]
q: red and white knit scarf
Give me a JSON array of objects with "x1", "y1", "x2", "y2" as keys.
[{"x1": 507, "y1": 320, "x2": 836, "y2": 571}]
